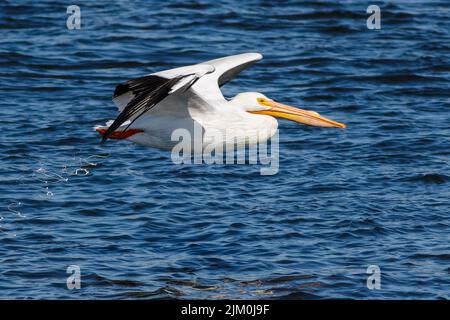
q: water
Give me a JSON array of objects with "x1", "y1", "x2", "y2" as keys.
[{"x1": 1, "y1": 0, "x2": 449, "y2": 299}]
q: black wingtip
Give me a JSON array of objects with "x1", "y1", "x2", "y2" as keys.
[
  {"x1": 105, "y1": 75, "x2": 190, "y2": 144},
  {"x1": 100, "y1": 133, "x2": 109, "y2": 144},
  {"x1": 113, "y1": 83, "x2": 130, "y2": 98}
]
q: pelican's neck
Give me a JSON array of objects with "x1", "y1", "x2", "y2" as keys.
[
  {"x1": 228, "y1": 94, "x2": 247, "y2": 109},
  {"x1": 221, "y1": 95, "x2": 278, "y2": 143}
]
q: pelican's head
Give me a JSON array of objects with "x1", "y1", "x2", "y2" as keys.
[{"x1": 231, "y1": 92, "x2": 346, "y2": 129}]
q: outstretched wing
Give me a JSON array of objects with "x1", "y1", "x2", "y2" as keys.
[
  {"x1": 102, "y1": 53, "x2": 263, "y2": 142},
  {"x1": 102, "y1": 64, "x2": 214, "y2": 142},
  {"x1": 191, "y1": 52, "x2": 263, "y2": 100}
]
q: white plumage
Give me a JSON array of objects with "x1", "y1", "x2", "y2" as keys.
[{"x1": 96, "y1": 53, "x2": 345, "y2": 150}]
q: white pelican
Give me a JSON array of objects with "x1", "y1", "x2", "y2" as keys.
[{"x1": 96, "y1": 53, "x2": 346, "y2": 150}]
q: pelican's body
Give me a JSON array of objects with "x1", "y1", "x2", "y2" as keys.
[
  {"x1": 119, "y1": 93, "x2": 278, "y2": 150},
  {"x1": 96, "y1": 53, "x2": 345, "y2": 150}
]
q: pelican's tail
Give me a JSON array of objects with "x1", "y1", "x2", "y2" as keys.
[{"x1": 94, "y1": 121, "x2": 143, "y2": 142}]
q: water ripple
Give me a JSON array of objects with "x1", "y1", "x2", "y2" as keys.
[{"x1": 0, "y1": 0, "x2": 449, "y2": 299}]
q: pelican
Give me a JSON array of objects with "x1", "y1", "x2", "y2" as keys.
[{"x1": 96, "y1": 53, "x2": 346, "y2": 150}]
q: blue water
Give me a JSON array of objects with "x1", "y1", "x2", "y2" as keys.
[{"x1": 1, "y1": 0, "x2": 449, "y2": 299}]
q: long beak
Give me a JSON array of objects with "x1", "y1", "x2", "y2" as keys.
[{"x1": 251, "y1": 100, "x2": 346, "y2": 129}]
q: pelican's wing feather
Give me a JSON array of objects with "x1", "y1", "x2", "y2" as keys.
[
  {"x1": 104, "y1": 64, "x2": 214, "y2": 142},
  {"x1": 103, "y1": 53, "x2": 262, "y2": 142},
  {"x1": 191, "y1": 52, "x2": 263, "y2": 100}
]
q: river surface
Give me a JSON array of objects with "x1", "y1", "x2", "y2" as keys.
[{"x1": 0, "y1": 0, "x2": 449, "y2": 299}]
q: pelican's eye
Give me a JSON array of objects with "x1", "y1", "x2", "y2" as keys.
[{"x1": 257, "y1": 98, "x2": 267, "y2": 105}]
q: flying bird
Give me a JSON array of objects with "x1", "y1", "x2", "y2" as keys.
[{"x1": 96, "y1": 53, "x2": 346, "y2": 150}]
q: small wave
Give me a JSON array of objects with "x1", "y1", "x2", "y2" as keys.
[
  {"x1": 24, "y1": 60, "x2": 151, "y2": 71},
  {"x1": 120, "y1": 287, "x2": 183, "y2": 299},
  {"x1": 269, "y1": 10, "x2": 365, "y2": 21},
  {"x1": 275, "y1": 291, "x2": 321, "y2": 299},
  {"x1": 350, "y1": 73, "x2": 447, "y2": 84},
  {"x1": 167, "y1": 2, "x2": 212, "y2": 10},
  {"x1": 90, "y1": 274, "x2": 145, "y2": 288},
  {"x1": 317, "y1": 25, "x2": 359, "y2": 34},
  {"x1": 410, "y1": 253, "x2": 450, "y2": 261},
  {"x1": 404, "y1": 173, "x2": 448, "y2": 184}
]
